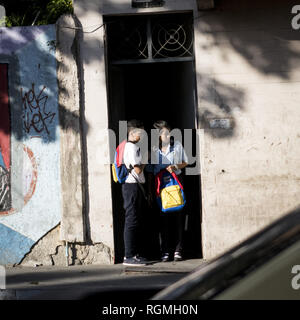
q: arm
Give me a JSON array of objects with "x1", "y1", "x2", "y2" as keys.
[{"x1": 166, "y1": 162, "x2": 188, "y2": 173}]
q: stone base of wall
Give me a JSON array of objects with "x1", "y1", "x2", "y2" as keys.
[{"x1": 19, "y1": 225, "x2": 113, "y2": 267}]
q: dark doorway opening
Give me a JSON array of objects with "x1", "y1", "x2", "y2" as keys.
[{"x1": 105, "y1": 14, "x2": 202, "y2": 263}]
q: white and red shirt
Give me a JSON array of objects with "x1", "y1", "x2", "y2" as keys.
[{"x1": 123, "y1": 142, "x2": 145, "y2": 184}]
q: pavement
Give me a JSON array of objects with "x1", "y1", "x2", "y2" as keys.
[{"x1": 0, "y1": 259, "x2": 207, "y2": 300}]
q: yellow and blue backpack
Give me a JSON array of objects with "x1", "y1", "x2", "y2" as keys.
[
  {"x1": 111, "y1": 140, "x2": 129, "y2": 183},
  {"x1": 155, "y1": 170, "x2": 186, "y2": 213}
]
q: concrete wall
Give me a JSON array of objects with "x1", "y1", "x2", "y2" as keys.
[
  {"x1": 73, "y1": 1, "x2": 114, "y2": 257},
  {"x1": 0, "y1": 18, "x2": 114, "y2": 266},
  {"x1": 56, "y1": 15, "x2": 85, "y2": 244},
  {"x1": 74, "y1": 0, "x2": 300, "y2": 262},
  {"x1": 0, "y1": 25, "x2": 61, "y2": 264},
  {"x1": 195, "y1": 0, "x2": 300, "y2": 258}
]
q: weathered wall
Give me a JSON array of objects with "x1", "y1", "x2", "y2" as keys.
[
  {"x1": 73, "y1": 0, "x2": 115, "y2": 256},
  {"x1": 20, "y1": 225, "x2": 112, "y2": 267},
  {"x1": 195, "y1": 0, "x2": 300, "y2": 258},
  {"x1": 0, "y1": 25, "x2": 61, "y2": 264},
  {"x1": 0, "y1": 18, "x2": 116, "y2": 266},
  {"x1": 56, "y1": 15, "x2": 85, "y2": 243}
]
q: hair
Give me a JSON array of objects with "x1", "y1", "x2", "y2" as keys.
[
  {"x1": 127, "y1": 119, "x2": 144, "y2": 134},
  {"x1": 153, "y1": 120, "x2": 171, "y2": 131},
  {"x1": 153, "y1": 120, "x2": 174, "y2": 147}
]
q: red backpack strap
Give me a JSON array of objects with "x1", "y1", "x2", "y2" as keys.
[
  {"x1": 155, "y1": 170, "x2": 164, "y2": 196},
  {"x1": 116, "y1": 140, "x2": 127, "y2": 167},
  {"x1": 171, "y1": 172, "x2": 184, "y2": 190},
  {"x1": 155, "y1": 170, "x2": 184, "y2": 195}
]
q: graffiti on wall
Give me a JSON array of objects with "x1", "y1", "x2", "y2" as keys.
[
  {"x1": 0, "y1": 24, "x2": 61, "y2": 265},
  {"x1": 0, "y1": 156, "x2": 11, "y2": 212},
  {"x1": 21, "y1": 83, "x2": 56, "y2": 135},
  {"x1": 0, "y1": 144, "x2": 38, "y2": 217},
  {"x1": 0, "y1": 66, "x2": 38, "y2": 216},
  {"x1": 0, "y1": 64, "x2": 11, "y2": 212}
]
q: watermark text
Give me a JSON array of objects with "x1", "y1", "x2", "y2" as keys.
[
  {"x1": 291, "y1": 5, "x2": 300, "y2": 30},
  {"x1": 0, "y1": 266, "x2": 5, "y2": 290}
]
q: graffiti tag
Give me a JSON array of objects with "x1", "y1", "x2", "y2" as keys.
[{"x1": 21, "y1": 84, "x2": 56, "y2": 135}]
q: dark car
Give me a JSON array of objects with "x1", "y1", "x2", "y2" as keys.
[{"x1": 152, "y1": 206, "x2": 300, "y2": 300}]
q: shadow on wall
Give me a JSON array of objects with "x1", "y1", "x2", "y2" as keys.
[
  {"x1": 213, "y1": 0, "x2": 300, "y2": 78},
  {"x1": 196, "y1": 0, "x2": 300, "y2": 138},
  {"x1": 0, "y1": 24, "x2": 90, "y2": 144},
  {"x1": 0, "y1": 0, "x2": 299, "y2": 246},
  {"x1": 1, "y1": 0, "x2": 298, "y2": 144},
  {"x1": 74, "y1": 0, "x2": 300, "y2": 140},
  {"x1": 72, "y1": 0, "x2": 300, "y2": 247}
]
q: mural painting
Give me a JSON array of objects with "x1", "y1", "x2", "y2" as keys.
[
  {"x1": 0, "y1": 25, "x2": 61, "y2": 265},
  {"x1": 0, "y1": 63, "x2": 11, "y2": 212}
]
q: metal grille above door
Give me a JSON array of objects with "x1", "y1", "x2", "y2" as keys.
[
  {"x1": 105, "y1": 13, "x2": 194, "y2": 64},
  {"x1": 151, "y1": 17, "x2": 193, "y2": 58},
  {"x1": 106, "y1": 18, "x2": 148, "y2": 61}
]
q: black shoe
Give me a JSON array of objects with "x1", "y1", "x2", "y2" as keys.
[
  {"x1": 161, "y1": 253, "x2": 170, "y2": 262},
  {"x1": 174, "y1": 252, "x2": 183, "y2": 261},
  {"x1": 123, "y1": 255, "x2": 148, "y2": 266},
  {"x1": 135, "y1": 255, "x2": 150, "y2": 264}
]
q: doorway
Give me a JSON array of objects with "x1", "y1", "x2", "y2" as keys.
[{"x1": 104, "y1": 13, "x2": 202, "y2": 263}]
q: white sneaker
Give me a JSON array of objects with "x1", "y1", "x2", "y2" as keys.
[{"x1": 174, "y1": 252, "x2": 183, "y2": 261}]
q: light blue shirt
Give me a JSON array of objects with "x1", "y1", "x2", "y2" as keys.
[{"x1": 150, "y1": 141, "x2": 188, "y2": 175}]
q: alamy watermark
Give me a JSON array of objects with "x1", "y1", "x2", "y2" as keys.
[
  {"x1": 0, "y1": 266, "x2": 5, "y2": 290},
  {"x1": 291, "y1": 5, "x2": 300, "y2": 30},
  {"x1": 0, "y1": 5, "x2": 5, "y2": 27},
  {"x1": 291, "y1": 265, "x2": 300, "y2": 290},
  {"x1": 100, "y1": 121, "x2": 201, "y2": 176}
]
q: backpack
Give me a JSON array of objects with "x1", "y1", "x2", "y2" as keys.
[
  {"x1": 111, "y1": 140, "x2": 148, "y2": 200},
  {"x1": 111, "y1": 140, "x2": 129, "y2": 183},
  {"x1": 155, "y1": 169, "x2": 186, "y2": 213}
]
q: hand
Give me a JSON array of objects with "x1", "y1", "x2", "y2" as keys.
[{"x1": 166, "y1": 165, "x2": 176, "y2": 173}]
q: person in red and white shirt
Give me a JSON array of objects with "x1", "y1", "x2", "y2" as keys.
[{"x1": 122, "y1": 119, "x2": 149, "y2": 266}]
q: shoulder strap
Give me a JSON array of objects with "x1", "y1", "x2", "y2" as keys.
[
  {"x1": 171, "y1": 172, "x2": 184, "y2": 190},
  {"x1": 159, "y1": 149, "x2": 162, "y2": 165},
  {"x1": 128, "y1": 164, "x2": 148, "y2": 201},
  {"x1": 155, "y1": 170, "x2": 164, "y2": 196},
  {"x1": 159, "y1": 143, "x2": 174, "y2": 165},
  {"x1": 170, "y1": 143, "x2": 174, "y2": 153}
]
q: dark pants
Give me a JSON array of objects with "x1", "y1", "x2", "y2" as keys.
[
  {"x1": 160, "y1": 174, "x2": 185, "y2": 255},
  {"x1": 160, "y1": 211, "x2": 184, "y2": 255},
  {"x1": 122, "y1": 183, "x2": 144, "y2": 258}
]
